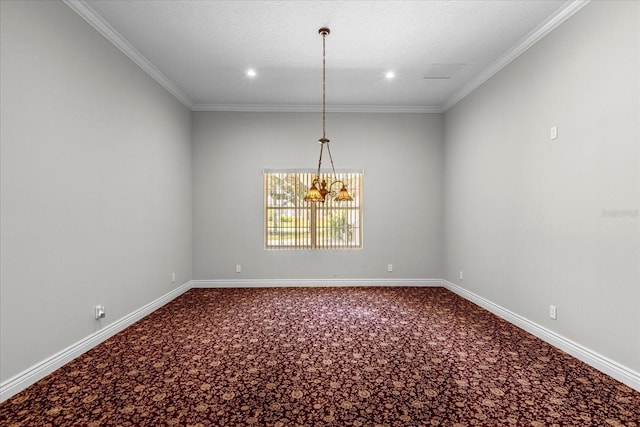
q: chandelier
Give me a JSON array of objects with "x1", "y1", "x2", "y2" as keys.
[{"x1": 304, "y1": 28, "x2": 353, "y2": 203}]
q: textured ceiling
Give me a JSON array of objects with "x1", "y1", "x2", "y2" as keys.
[{"x1": 68, "y1": 0, "x2": 589, "y2": 112}]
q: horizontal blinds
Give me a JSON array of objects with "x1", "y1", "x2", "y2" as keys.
[
  {"x1": 313, "y1": 172, "x2": 361, "y2": 249},
  {"x1": 264, "y1": 171, "x2": 362, "y2": 250},
  {"x1": 265, "y1": 172, "x2": 312, "y2": 249},
  {"x1": 263, "y1": 168, "x2": 364, "y2": 174}
]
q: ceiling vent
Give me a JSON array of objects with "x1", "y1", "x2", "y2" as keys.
[{"x1": 423, "y1": 63, "x2": 466, "y2": 79}]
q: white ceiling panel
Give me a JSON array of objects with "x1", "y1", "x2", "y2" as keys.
[{"x1": 67, "y1": 0, "x2": 589, "y2": 112}]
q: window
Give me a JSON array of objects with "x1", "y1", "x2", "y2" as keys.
[{"x1": 264, "y1": 170, "x2": 362, "y2": 249}]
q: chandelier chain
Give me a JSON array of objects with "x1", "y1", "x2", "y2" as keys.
[
  {"x1": 304, "y1": 27, "x2": 353, "y2": 203},
  {"x1": 322, "y1": 30, "x2": 326, "y2": 139}
]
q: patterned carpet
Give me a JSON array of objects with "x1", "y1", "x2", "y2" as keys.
[{"x1": 1, "y1": 287, "x2": 639, "y2": 426}]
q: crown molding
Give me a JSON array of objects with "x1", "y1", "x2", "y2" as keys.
[
  {"x1": 65, "y1": 0, "x2": 589, "y2": 114},
  {"x1": 63, "y1": 0, "x2": 193, "y2": 109},
  {"x1": 64, "y1": 0, "x2": 439, "y2": 114},
  {"x1": 441, "y1": 0, "x2": 591, "y2": 112},
  {"x1": 192, "y1": 104, "x2": 443, "y2": 114}
]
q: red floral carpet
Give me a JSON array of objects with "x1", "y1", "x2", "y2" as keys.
[{"x1": 1, "y1": 287, "x2": 639, "y2": 426}]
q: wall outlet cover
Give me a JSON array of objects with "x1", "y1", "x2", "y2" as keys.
[{"x1": 95, "y1": 305, "x2": 106, "y2": 320}]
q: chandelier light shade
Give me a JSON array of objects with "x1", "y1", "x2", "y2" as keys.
[
  {"x1": 304, "y1": 28, "x2": 353, "y2": 203},
  {"x1": 335, "y1": 184, "x2": 353, "y2": 201}
]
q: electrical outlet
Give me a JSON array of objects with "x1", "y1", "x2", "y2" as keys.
[
  {"x1": 95, "y1": 305, "x2": 106, "y2": 320},
  {"x1": 459, "y1": 270, "x2": 464, "y2": 280},
  {"x1": 171, "y1": 272, "x2": 176, "y2": 283},
  {"x1": 550, "y1": 126, "x2": 558, "y2": 140},
  {"x1": 387, "y1": 264, "x2": 393, "y2": 272},
  {"x1": 236, "y1": 264, "x2": 242, "y2": 273},
  {"x1": 549, "y1": 305, "x2": 557, "y2": 320}
]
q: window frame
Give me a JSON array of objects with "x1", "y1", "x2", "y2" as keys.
[{"x1": 264, "y1": 169, "x2": 363, "y2": 250}]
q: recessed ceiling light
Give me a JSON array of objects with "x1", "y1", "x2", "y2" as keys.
[
  {"x1": 246, "y1": 69, "x2": 257, "y2": 77},
  {"x1": 385, "y1": 71, "x2": 395, "y2": 79}
]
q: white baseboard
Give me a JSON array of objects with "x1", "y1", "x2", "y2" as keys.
[
  {"x1": 442, "y1": 280, "x2": 640, "y2": 392},
  {"x1": 0, "y1": 281, "x2": 192, "y2": 403},
  {"x1": 3, "y1": 278, "x2": 638, "y2": 403},
  {"x1": 191, "y1": 278, "x2": 442, "y2": 288}
]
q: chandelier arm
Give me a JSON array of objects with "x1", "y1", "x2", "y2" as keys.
[
  {"x1": 325, "y1": 141, "x2": 338, "y2": 181},
  {"x1": 315, "y1": 143, "x2": 324, "y2": 178},
  {"x1": 328, "y1": 179, "x2": 345, "y2": 193}
]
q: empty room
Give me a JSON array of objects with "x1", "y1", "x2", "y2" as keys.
[{"x1": 1, "y1": 0, "x2": 639, "y2": 425}]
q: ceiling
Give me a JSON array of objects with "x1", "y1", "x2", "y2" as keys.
[{"x1": 66, "y1": 0, "x2": 588, "y2": 113}]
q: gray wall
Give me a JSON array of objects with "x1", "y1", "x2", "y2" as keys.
[
  {"x1": 443, "y1": 1, "x2": 639, "y2": 371},
  {"x1": 2, "y1": 0, "x2": 638, "y2": 388},
  {"x1": 193, "y1": 112, "x2": 444, "y2": 280},
  {"x1": 0, "y1": 1, "x2": 193, "y2": 382}
]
